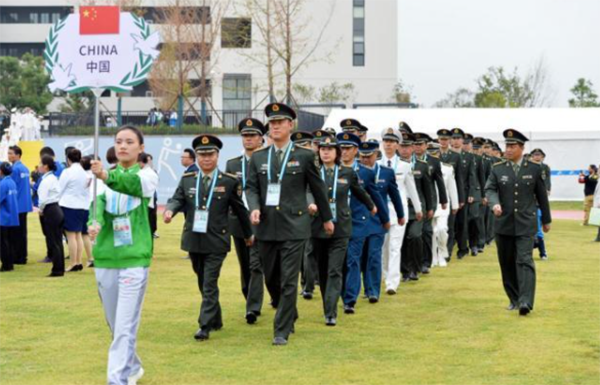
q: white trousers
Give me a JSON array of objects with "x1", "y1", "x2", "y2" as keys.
[
  {"x1": 382, "y1": 221, "x2": 407, "y2": 291},
  {"x1": 96, "y1": 267, "x2": 149, "y2": 385},
  {"x1": 432, "y1": 214, "x2": 450, "y2": 267}
]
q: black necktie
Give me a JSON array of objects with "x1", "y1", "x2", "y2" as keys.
[
  {"x1": 387, "y1": 160, "x2": 392, "y2": 167},
  {"x1": 202, "y1": 175, "x2": 211, "y2": 195}
]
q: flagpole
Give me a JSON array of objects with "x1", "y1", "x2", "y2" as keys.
[{"x1": 92, "y1": 88, "x2": 103, "y2": 227}]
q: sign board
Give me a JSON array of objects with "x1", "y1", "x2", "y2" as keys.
[{"x1": 44, "y1": 6, "x2": 160, "y2": 93}]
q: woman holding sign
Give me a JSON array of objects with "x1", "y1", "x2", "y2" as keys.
[
  {"x1": 311, "y1": 137, "x2": 374, "y2": 326},
  {"x1": 88, "y1": 125, "x2": 158, "y2": 385}
]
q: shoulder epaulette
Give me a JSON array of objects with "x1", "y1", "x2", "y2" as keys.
[
  {"x1": 222, "y1": 172, "x2": 238, "y2": 180},
  {"x1": 254, "y1": 146, "x2": 269, "y2": 153},
  {"x1": 417, "y1": 159, "x2": 428, "y2": 164},
  {"x1": 182, "y1": 171, "x2": 197, "y2": 178},
  {"x1": 227, "y1": 155, "x2": 243, "y2": 163},
  {"x1": 493, "y1": 160, "x2": 507, "y2": 167},
  {"x1": 429, "y1": 154, "x2": 440, "y2": 159}
]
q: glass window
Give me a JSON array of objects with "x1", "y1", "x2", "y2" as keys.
[
  {"x1": 353, "y1": 43, "x2": 364, "y2": 55},
  {"x1": 40, "y1": 13, "x2": 50, "y2": 23},
  {"x1": 29, "y1": 12, "x2": 39, "y2": 23},
  {"x1": 223, "y1": 74, "x2": 252, "y2": 128},
  {"x1": 353, "y1": 7, "x2": 364, "y2": 18},
  {"x1": 52, "y1": 13, "x2": 61, "y2": 23},
  {"x1": 353, "y1": 55, "x2": 364, "y2": 67}
]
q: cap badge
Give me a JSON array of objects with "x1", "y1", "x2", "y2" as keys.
[
  {"x1": 346, "y1": 119, "x2": 352, "y2": 126},
  {"x1": 343, "y1": 134, "x2": 349, "y2": 140},
  {"x1": 246, "y1": 119, "x2": 253, "y2": 126},
  {"x1": 201, "y1": 136, "x2": 209, "y2": 144},
  {"x1": 272, "y1": 104, "x2": 280, "y2": 112},
  {"x1": 507, "y1": 130, "x2": 513, "y2": 137},
  {"x1": 296, "y1": 133, "x2": 302, "y2": 139}
]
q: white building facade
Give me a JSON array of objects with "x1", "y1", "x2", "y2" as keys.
[{"x1": 0, "y1": 0, "x2": 398, "y2": 125}]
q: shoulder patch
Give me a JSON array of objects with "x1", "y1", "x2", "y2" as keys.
[
  {"x1": 222, "y1": 172, "x2": 238, "y2": 180},
  {"x1": 227, "y1": 155, "x2": 244, "y2": 163},
  {"x1": 254, "y1": 146, "x2": 269, "y2": 153},
  {"x1": 417, "y1": 159, "x2": 428, "y2": 164},
  {"x1": 429, "y1": 154, "x2": 440, "y2": 159},
  {"x1": 493, "y1": 160, "x2": 506, "y2": 167},
  {"x1": 182, "y1": 171, "x2": 197, "y2": 178}
]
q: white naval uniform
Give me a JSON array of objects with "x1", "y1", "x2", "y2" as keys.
[
  {"x1": 432, "y1": 162, "x2": 459, "y2": 267},
  {"x1": 379, "y1": 153, "x2": 421, "y2": 291}
]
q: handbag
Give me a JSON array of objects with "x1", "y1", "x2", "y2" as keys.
[{"x1": 590, "y1": 207, "x2": 600, "y2": 227}]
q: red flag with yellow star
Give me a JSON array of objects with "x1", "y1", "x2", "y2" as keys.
[{"x1": 79, "y1": 6, "x2": 120, "y2": 35}]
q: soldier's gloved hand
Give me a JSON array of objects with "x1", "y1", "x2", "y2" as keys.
[
  {"x1": 323, "y1": 220, "x2": 335, "y2": 236},
  {"x1": 416, "y1": 211, "x2": 423, "y2": 221},
  {"x1": 542, "y1": 223, "x2": 551, "y2": 233},
  {"x1": 245, "y1": 235, "x2": 255, "y2": 246},
  {"x1": 308, "y1": 204, "x2": 318, "y2": 216},
  {"x1": 398, "y1": 217, "x2": 406, "y2": 226},
  {"x1": 163, "y1": 210, "x2": 174, "y2": 224},
  {"x1": 493, "y1": 204, "x2": 502, "y2": 217},
  {"x1": 250, "y1": 210, "x2": 261, "y2": 225}
]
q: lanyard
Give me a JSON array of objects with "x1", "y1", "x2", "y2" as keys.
[
  {"x1": 375, "y1": 163, "x2": 382, "y2": 183},
  {"x1": 320, "y1": 165, "x2": 339, "y2": 202},
  {"x1": 195, "y1": 169, "x2": 219, "y2": 210},
  {"x1": 241, "y1": 156, "x2": 247, "y2": 189},
  {"x1": 267, "y1": 143, "x2": 293, "y2": 184},
  {"x1": 410, "y1": 154, "x2": 416, "y2": 170}
]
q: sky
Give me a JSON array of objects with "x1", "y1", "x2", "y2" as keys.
[{"x1": 397, "y1": 0, "x2": 600, "y2": 107}]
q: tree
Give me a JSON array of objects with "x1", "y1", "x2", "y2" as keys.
[
  {"x1": 568, "y1": 78, "x2": 599, "y2": 107},
  {"x1": 0, "y1": 54, "x2": 53, "y2": 113},
  {"x1": 317, "y1": 82, "x2": 355, "y2": 105},
  {"x1": 269, "y1": 0, "x2": 336, "y2": 105},
  {"x1": 433, "y1": 88, "x2": 474, "y2": 108}
]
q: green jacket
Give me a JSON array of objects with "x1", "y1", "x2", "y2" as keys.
[
  {"x1": 166, "y1": 169, "x2": 252, "y2": 254},
  {"x1": 440, "y1": 150, "x2": 466, "y2": 204},
  {"x1": 485, "y1": 159, "x2": 551, "y2": 236},
  {"x1": 89, "y1": 164, "x2": 158, "y2": 269},
  {"x1": 246, "y1": 143, "x2": 332, "y2": 241},
  {"x1": 225, "y1": 154, "x2": 256, "y2": 239}
]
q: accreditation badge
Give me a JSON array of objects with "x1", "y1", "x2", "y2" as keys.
[
  {"x1": 266, "y1": 183, "x2": 281, "y2": 206},
  {"x1": 329, "y1": 201, "x2": 337, "y2": 223},
  {"x1": 242, "y1": 192, "x2": 249, "y2": 209},
  {"x1": 193, "y1": 210, "x2": 209, "y2": 233},
  {"x1": 113, "y1": 216, "x2": 133, "y2": 248}
]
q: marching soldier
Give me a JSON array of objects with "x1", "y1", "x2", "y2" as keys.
[
  {"x1": 398, "y1": 132, "x2": 434, "y2": 281},
  {"x1": 312, "y1": 136, "x2": 375, "y2": 325},
  {"x1": 225, "y1": 118, "x2": 270, "y2": 324},
  {"x1": 413, "y1": 132, "x2": 448, "y2": 273},
  {"x1": 164, "y1": 134, "x2": 254, "y2": 341},
  {"x1": 437, "y1": 129, "x2": 465, "y2": 261},
  {"x1": 245, "y1": 102, "x2": 334, "y2": 346},
  {"x1": 463, "y1": 134, "x2": 484, "y2": 256},
  {"x1": 450, "y1": 128, "x2": 477, "y2": 259},
  {"x1": 482, "y1": 139, "x2": 498, "y2": 246},
  {"x1": 340, "y1": 118, "x2": 361, "y2": 136},
  {"x1": 378, "y1": 127, "x2": 419, "y2": 294},
  {"x1": 485, "y1": 129, "x2": 551, "y2": 316}
]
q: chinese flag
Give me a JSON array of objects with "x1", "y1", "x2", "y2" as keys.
[{"x1": 80, "y1": 6, "x2": 120, "y2": 35}]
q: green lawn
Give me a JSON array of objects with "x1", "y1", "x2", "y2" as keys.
[
  {"x1": 1, "y1": 217, "x2": 599, "y2": 385},
  {"x1": 550, "y1": 200, "x2": 584, "y2": 211}
]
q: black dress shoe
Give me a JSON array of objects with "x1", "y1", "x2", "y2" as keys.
[
  {"x1": 409, "y1": 272, "x2": 419, "y2": 281},
  {"x1": 471, "y1": 249, "x2": 478, "y2": 256},
  {"x1": 368, "y1": 296, "x2": 378, "y2": 304},
  {"x1": 246, "y1": 312, "x2": 257, "y2": 325},
  {"x1": 47, "y1": 272, "x2": 64, "y2": 277},
  {"x1": 272, "y1": 337, "x2": 287, "y2": 346},
  {"x1": 506, "y1": 303, "x2": 517, "y2": 311},
  {"x1": 401, "y1": 275, "x2": 410, "y2": 282},
  {"x1": 421, "y1": 267, "x2": 430, "y2": 274},
  {"x1": 87, "y1": 260, "x2": 95, "y2": 268},
  {"x1": 445, "y1": 257, "x2": 451, "y2": 263},
  {"x1": 343, "y1": 304, "x2": 355, "y2": 314},
  {"x1": 194, "y1": 328, "x2": 210, "y2": 341},
  {"x1": 540, "y1": 255, "x2": 548, "y2": 260},
  {"x1": 457, "y1": 250, "x2": 468, "y2": 259},
  {"x1": 302, "y1": 291, "x2": 313, "y2": 300},
  {"x1": 519, "y1": 304, "x2": 531, "y2": 316},
  {"x1": 38, "y1": 256, "x2": 52, "y2": 263},
  {"x1": 325, "y1": 317, "x2": 337, "y2": 326},
  {"x1": 66, "y1": 265, "x2": 79, "y2": 272}
]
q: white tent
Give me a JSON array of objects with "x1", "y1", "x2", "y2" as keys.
[{"x1": 323, "y1": 108, "x2": 600, "y2": 201}]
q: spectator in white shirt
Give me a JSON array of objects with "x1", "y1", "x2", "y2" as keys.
[
  {"x1": 138, "y1": 152, "x2": 159, "y2": 238},
  {"x1": 58, "y1": 149, "x2": 91, "y2": 272},
  {"x1": 38, "y1": 156, "x2": 65, "y2": 277}
]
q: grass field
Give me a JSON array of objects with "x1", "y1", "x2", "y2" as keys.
[
  {"x1": 549, "y1": 200, "x2": 584, "y2": 212},
  {"x1": 1, "y1": 216, "x2": 599, "y2": 385}
]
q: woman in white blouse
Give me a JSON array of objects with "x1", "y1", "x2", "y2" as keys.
[
  {"x1": 59, "y1": 149, "x2": 91, "y2": 272},
  {"x1": 38, "y1": 155, "x2": 65, "y2": 277}
]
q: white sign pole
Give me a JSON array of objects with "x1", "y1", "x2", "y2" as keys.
[{"x1": 92, "y1": 87, "x2": 102, "y2": 226}]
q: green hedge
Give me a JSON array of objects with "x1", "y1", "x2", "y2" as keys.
[{"x1": 50, "y1": 125, "x2": 238, "y2": 136}]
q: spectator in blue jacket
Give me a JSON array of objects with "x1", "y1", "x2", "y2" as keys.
[
  {"x1": 7, "y1": 146, "x2": 32, "y2": 264},
  {"x1": 0, "y1": 162, "x2": 20, "y2": 271}
]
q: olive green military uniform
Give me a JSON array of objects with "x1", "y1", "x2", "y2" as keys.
[
  {"x1": 481, "y1": 153, "x2": 496, "y2": 246},
  {"x1": 400, "y1": 157, "x2": 435, "y2": 278},
  {"x1": 455, "y1": 150, "x2": 477, "y2": 257},
  {"x1": 485, "y1": 159, "x2": 551, "y2": 311},
  {"x1": 467, "y1": 152, "x2": 485, "y2": 254},
  {"x1": 226, "y1": 155, "x2": 269, "y2": 316},
  {"x1": 312, "y1": 165, "x2": 374, "y2": 320},
  {"x1": 541, "y1": 163, "x2": 552, "y2": 193},
  {"x1": 246, "y1": 143, "x2": 332, "y2": 340},
  {"x1": 167, "y1": 170, "x2": 253, "y2": 331},
  {"x1": 439, "y1": 148, "x2": 465, "y2": 258}
]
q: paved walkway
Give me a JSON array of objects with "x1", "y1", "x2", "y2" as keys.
[{"x1": 551, "y1": 210, "x2": 583, "y2": 221}]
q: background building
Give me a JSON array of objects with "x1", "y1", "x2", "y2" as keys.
[{"x1": 0, "y1": 0, "x2": 399, "y2": 128}]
